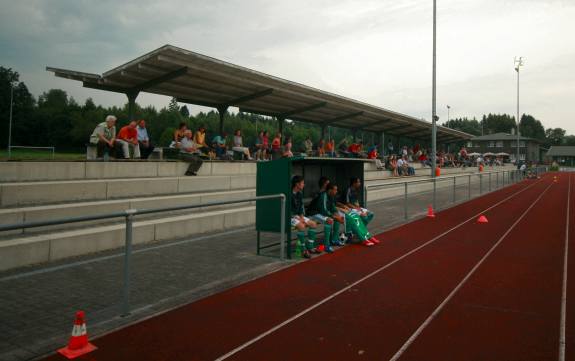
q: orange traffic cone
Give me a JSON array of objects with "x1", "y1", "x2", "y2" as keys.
[
  {"x1": 57, "y1": 311, "x2": 97, "y2": 359},
  {"x1": 477, "y1": 215, "x2": 489, "y2": 224},
  {"x1": 427, "y1": 205, "x2": 436, "y2": 218},
  {"x1": 554, "y1": 176, "x2": 558, "y2": 183}
]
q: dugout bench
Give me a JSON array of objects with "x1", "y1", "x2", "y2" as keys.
[{"x1": 255, "y1": 156, "x2": 369, "y2": 258}]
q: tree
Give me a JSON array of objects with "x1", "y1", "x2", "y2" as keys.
[
  {"x1": 179, "y1": 105, "x2": 190, "y2": 118},
  {"x1": 168, "y1": 97, "x2": 179, "y2": 113},
  {"x1": 0, "y1": 67, "x2": 35, "y2": 147},
  {"x1": 519, "y1": 114, "x2": 545, "y2": 140},
  {"x1": 442, "y1": 117, "x2": 481, "y2": 136},
  {"x1": 545, "y1": 128, "x2": 566, "y2": 146},
  {"x1": 482, "y1": 113, "x2": 516, "y2": 134}
]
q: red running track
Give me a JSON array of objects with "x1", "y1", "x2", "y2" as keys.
[{"x1": 41, "y1": 172, "x2": 573, "y2": 361}]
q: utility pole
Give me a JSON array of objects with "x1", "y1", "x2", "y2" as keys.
[
  {"x1": 514, "y1": 56, "x2": 524, "y2": 164},
  {"x1": 431, "y1": 0, "x2": 437, "y2": 177}
]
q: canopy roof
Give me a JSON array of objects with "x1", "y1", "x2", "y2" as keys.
[
  {"x1": 47, "y1": 44, "x2": 471, "y2": 142},
  {"x1": 547, "y1": 146, "x2": 575, "y2": 157}
]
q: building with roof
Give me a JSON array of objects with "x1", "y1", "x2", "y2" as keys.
[
  {"x1": 466, "y1": 132, "x2": 543, "y2": 162},
  {"x1": 546, "y1": 146, "x2": 575, "y2": 166}
]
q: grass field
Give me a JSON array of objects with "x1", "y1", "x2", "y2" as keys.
[{"x1": 0, "y1": 148, "x2": 84, "y2": 161}]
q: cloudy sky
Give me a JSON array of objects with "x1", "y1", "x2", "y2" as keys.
[{"x1": 1, "y1": 0, "x2": 574, "y2": 133}]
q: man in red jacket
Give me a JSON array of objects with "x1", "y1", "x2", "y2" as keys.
[{"x1": 116, "y1": 120, "x2": 141, "y2": 159}]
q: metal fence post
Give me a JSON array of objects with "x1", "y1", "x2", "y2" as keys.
[
  {"x1": 279, "y1": 195, "x2": 286, "y2": 261},
  {"x1": 404, "y1": 182, "x2": 408, "y2": 220},
  {"x1": 489, "y1": 173, "x2": 492, "y2": 192},
  {"x1": 433, "y1": 177, "x2": 437, "y2": 210},
  {"x1": 364, "y1": 185, "x2": 368, "y2": 208},
  {"x1": 122, "y1": 210, "x2": 136, "y2": 316},
  {"x1": 496, "y1": 172, "x2": 499, "y2": 188},
  {"x1": 468, "y1": 174, "x2": 471, "y2": 200},
  {"x1": 452, "y1": 176, "x2": 456, "y2": 203},
  {"x1": 480, "y1": 174, "x2": 483, "y2": 194}
]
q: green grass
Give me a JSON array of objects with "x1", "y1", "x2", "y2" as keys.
[{"x1": 0, "y1": 148, "x2": 84, "y2": 161}]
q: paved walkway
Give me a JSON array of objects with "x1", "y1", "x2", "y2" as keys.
[{"x1": 0, "y1": 176, "x2": 512, "y2": 361}]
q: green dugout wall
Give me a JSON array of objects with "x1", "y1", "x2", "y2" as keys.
[{"x1": 256, "y1": 157, "x2": 368, "y2": 258}]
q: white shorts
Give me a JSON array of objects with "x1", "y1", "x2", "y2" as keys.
[
  {"x1": 310, "y1": 214, "x2": 329, "y2": 223},
  {"x1": 350, "y1": 208, "x2": 369, "y2": 215},
  {"x1": 291, "y1": 216, "x2": 310, "y2": 227}
]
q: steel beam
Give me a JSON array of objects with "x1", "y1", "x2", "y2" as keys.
[
  {"x1": 131, "y1": 67, "x2": 188, "y2": 92},
  {"x1": 177, "y1": 97, "x2": 221, "y2": 109},
  {"x1": 83, "y1": 82, "x2": 131, "y2": 94},
  {"x1": 280, "y1": 102, "x2": 327, "y2": 118},
  {"x1": 222, "y1": 88, "x2": 273, "y2": 107}
]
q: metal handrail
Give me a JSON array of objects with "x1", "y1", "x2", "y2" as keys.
[{"x1": 0, "y1": 193, "x2": 287, "y2": 316}]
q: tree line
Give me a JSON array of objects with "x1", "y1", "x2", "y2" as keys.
[{"x1": 1, "y1": 66, "x2": 573, "y2": 153}]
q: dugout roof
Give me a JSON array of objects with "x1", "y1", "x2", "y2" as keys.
[{"x1": 47, "y1": 44, "x2": 471, "y2": 142}]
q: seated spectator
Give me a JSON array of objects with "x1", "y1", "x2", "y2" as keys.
[
  {"x1": 389, "y1": 155, "x2": 399, "y2": 177},
  {"x1": 317, "y1": 138, "x2": 325, "y2": 157},
  {"x1": 179, "y1": 129, "x2": 203, "y2": 176},
  {"x1": 348, "y1": 141, "x2": 361, "y2": 158},
  {"x1": 398, "y1": 155, "x2": 415, "y2": 176},
  {"x1": 303, "y1": 136, "x2": 313, "y2": 156},
  {"x1": 324, "y1": 139, "x2": 336, "y2": 158},
  {"x1": 419, "y1": 151, "x2": 431, "y2": 167},
  {"x1": 211, "y1": 132, "x2": 228, "y2": 158},
  {"x1": 270, "y1": 132, "x2": 282, "y2": 159},
  {"x1": 90, "y1": 115, "x2": 117, "y2": 159},
  {"x1": 137, "y1": 119, "x2": 155, "y2": 159},
  {"x1": 194, "y1": 126, "x2": 210, "y2": 153},
  {"x1": 172, "y1": 122, "x2": 187, "y2": 148},
  {"x1": 283, "y1": 136, "x2": 293, "y2": 158},
  {"x1": 262, "y1": 130, "x2": 270, "y2": 156},
  {"x1": 254, "y1": 131, "x2": 267, "y2": 161},
  {"x1": 367, "y1": 145, "x2": 384, "y2": 169},
  {"x1": 232, "y1": 129, "x2": 253, "y2": 160},
  {"x1": 116, "y1": 120, "x2": 140, "y2": 159},
  {"x1": 338, "y1": 139, "x2": 350, "y2": 157}
]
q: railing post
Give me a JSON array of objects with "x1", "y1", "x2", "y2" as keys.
[
  {"x1": 279, "y1": 195, "x2": 286, "y2": 261},
  {"x1": 433, "y1": 177, "x2": 437, "y2": 210},
  {"x1": 404, "y1": 182, "x2": 408, "y2": 220},
  {"x1": 122, "y1": 209, "x2": 136, "y2": 317},
  {"x1": 452, "y1": 176, "x2": 456, "y2": 203},
  {"x1": 489, "y1": 173, "x2": 492, "y2": 192},
  {"x1": 364, "y1": 185, "x2": 368, "y2": 208},
  {"x1": 468, "y1": 174, "x2": 471, "y2": 200},
  {"x1": 496, "y1": 172, "x2": 499, "y2": 188},
  {"x1": 480, "y1": 174, "x2": 483, "y2": 194}
]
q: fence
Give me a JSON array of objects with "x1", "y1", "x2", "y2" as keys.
[
  {"x1": 8, "y1": 145, "x2": 55, "y2": 159},
  {"x1": 364, "y1": 167, "x2": 547, "y2": 222},
  {"x1": 0, "y1": 194, "x2": 286, "y2": 316}
]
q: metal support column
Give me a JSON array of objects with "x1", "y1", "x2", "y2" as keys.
[
  {"x1": 468, "y1": 174, "x2": 471, "y2": 200},
  {"x1": 404, "y1": 183, "x2": 408, "y2": 220},
  {"x1": 433, "y1": 177, "x2": 437, "y2": 210},
  {"x1": 122, "y1": 210, "x2": 136, "y2": 316},
  {"x1": 279, "y1": 195, "x2": 286, "y2": 261},
  {"x1": 278, "y1": 117, "x2": 284, "y2": 135},
  {"x1": 380, "y1": 131, "x2": 385, "y2": 159},
  {"x1": 127, "y1": 92, "x2": 139, "y2": 121},
  {"x1": 452, "y1": 177, "x2": 456, "y2": 203},
  {"x1": 321, "y1": 125, "x2": 327, "y2": 140},
  {"x1": 218, "y1": 106, "x2": 228, "y2": 135},
  {"x1": 431, "y1": 0, "x2": 437, "y2": 178}
]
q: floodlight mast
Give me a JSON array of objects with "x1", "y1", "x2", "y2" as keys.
[
  {"x1": 431, "y1": 0, "x2": 437, "y2": 178},
  {"x1": 514, "y1": 56, "x2": 524, "y2": 165}
]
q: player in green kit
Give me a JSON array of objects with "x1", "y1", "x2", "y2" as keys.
[{"x1": 290, "y1": 175, "x2": 318, "y2": 258}]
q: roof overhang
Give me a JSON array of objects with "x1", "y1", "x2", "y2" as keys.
[{"x1": 47, "y1": 44, "x2": 472, "y2": 141}]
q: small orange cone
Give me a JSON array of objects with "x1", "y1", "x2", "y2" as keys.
[
  {"x1": 427, "y1": 205, "x2": 436, "y2": 218},
  {"x1": 477, "y1": 215, "x2": 489, "y2": 224},
  {"x1": 57, "y1": 311, "x2": 97, "y2": 359},
  {"x1": 554, "y1": 176, "x2": 558, "y2": 183}
]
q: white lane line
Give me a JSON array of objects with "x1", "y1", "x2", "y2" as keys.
[
  {"x1": 389, "y1": 181, "x2": 554, "y2": 361},
  {"x1": 213, "y1": 176, "x2": 546, "y2": 361},
  {"x1": 560, "y1": 173, "x2": 571, "y2": 361}
]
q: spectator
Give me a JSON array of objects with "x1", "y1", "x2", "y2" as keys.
[
  {"x1": 303, "y1": 136, "x2": 313, "y2": 156},
  {"x1": 194, "y1": 126, "x2": 209, "y2": 153},
  {"x1": 338, "y1": 139, "x2": 350, "y2": 157},
  {"x1": 324, "y1": 139, "x2": 336, "y2": 158},
  {"x1": 172, "y1": 122, "x2": 187, "y2": 148},
  {"x1": 367, "y1": 145, "x2": 384, "y2": 169},
  {"x1": 179, "y1": 129, "x2": 203, "y2": 176},
  {"x1": 254, "y1": 131, "x2": 267, "y2": 161},
  {"x1": 137, "y1": 119, "x2": 154, "y2": 159},
  {"x1": 348, "y1": 141, "x2": 361, "y2": 158},
  {"x1": 211, "y1": 132, "x2": 228, "y2": 159},
  {"x1": 232, "y1": 129, "x2": 253, "y2": 160},
  {"x1": 270, "y1": 132, "x2": 282, "y2": 159},
  {"x1": 89, "y1": 115, "x2": 117, "y2": 159},
  {"x1": 401, "y1": 146, "x2": 408, "y2": 158},
  {"x1": 116, "y1": 120, "x2": 140, "y2": 159},
  {"x1": 317, "y1": 138, "x2": 325, "y2": 157},
  {"x1": 283, "y1": 136, "x2": 293, "y2": 158},
  {"x1": 262, "y1": 130, "x2": 270, "y2": 156},
  {"x1": 291, "y1": 175, "x2": 318, "y2": 258},
  {"x1": 387, "y1": 141, "x2": 394, "y2": 155},
  {"x1": 419, "y1": 151, "x2": 431, "y2": 168},
  {"x1": 398, "y1": 155, "x2": 415, "y2": 176},
  {"x1": 389, "y1": 155, "x2": 399, "y2": 177}
]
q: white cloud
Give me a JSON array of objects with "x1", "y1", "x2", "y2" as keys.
[{"x1": 0, "y1": 0, "x2": 573, "y2": 133}]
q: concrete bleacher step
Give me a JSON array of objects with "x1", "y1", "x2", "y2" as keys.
[
  {"x1": 0, "y1": 205, "x2": 256, "y2": 271},
  {"x1": 0, "y1": 174, "x2": 256, "y2": 207},
  {"x1": 0, "y1": 189, "x2": 256, "y2": 235},
  {"x1": 0, "y1": 161, "x2": 256, "y2": 182}
]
